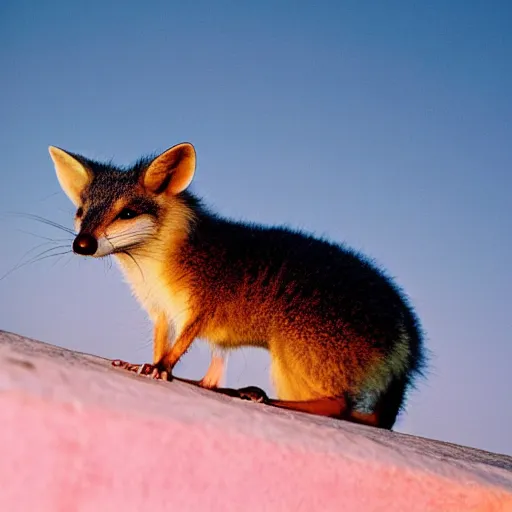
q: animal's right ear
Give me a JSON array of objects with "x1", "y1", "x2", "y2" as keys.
[
  {"x1": 48, "y1": 146, "x2": 93, "y2": 207},
  {"x1": 142, "y1": 143, "x2": 196, "y2": 195}
]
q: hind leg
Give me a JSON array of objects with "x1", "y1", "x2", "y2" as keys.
[
  {"x1": 268, "y1": 351, "x2": 382, "y2": 427},
  {"x1": 266, "y1": 365, "x2": 405, "y2": 429},
  {"x1": 199, "y1": 348, "x2": 228, "y2": 389}
]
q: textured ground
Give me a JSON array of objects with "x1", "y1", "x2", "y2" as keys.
[{"x1": 1, "y1": 329, "x2": 511, "y2": 511}]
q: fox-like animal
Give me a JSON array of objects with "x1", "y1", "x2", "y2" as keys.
[{"x1": 49, "y1": 142, "x2": 425, "y2": 429}]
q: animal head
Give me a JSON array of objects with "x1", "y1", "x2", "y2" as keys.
[{"x1": 49, "y1": 143, "x2": 197, "y2": 257}]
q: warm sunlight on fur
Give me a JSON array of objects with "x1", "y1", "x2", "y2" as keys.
[
  {"x1": 49, "y1": 146, "x2": 93, "y2": 207},
  {"x1": 143, "y1": 143, "x2": 196, "y2": 195},
  {"x1": 50, "y1": 141, "x2": 426, "y2": 430}
]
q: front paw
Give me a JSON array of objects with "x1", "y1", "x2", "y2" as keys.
[
  {"x1": 237, "y1": 386, "x2": 269, "y2": 403},
  {"x1": 111, "y1": 360, "x2": 172, "y2": 381}
]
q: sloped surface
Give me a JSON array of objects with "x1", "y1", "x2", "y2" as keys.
[{"x1": 0, "y1": 330, "x2": 511, "y2": 511}]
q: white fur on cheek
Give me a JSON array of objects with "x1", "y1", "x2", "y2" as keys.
[
  {"x1": 94, "y1": 236, "x2": 116, "y2": 257},
  {"x1": 93, "y1": 217, "x2": 157, "y2": 257}
]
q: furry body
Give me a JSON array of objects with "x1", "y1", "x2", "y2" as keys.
[{"x1": 50, "y1": 142, "x2": 425, "y2": 429}]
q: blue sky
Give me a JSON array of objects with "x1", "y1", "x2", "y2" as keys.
[{"x1": 1, "y1": 1, "x2": 511, "y2": 455}]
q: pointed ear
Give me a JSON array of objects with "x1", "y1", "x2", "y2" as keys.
[
  {"x1": 49, "y1": 146, "x2": 93, "y2": 207},
  {"x1": 143, "y1": 143, "x2": 196, "y2": 195}
]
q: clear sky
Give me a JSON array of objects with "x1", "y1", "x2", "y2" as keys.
[{"x1": 1, "y1": 1, "x2": 511, "y2": 455}]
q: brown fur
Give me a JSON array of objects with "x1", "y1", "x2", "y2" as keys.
[
  {"x1": 155, "y1": 230, "x2": 385, "y2": 403},
  {"x1": 49, "y1": 142, "x2": 426, "y2": 429}
]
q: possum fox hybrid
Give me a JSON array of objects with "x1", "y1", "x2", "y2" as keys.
[{"x1": 49, "y1": 142, "x2": 425, "y2": 429}]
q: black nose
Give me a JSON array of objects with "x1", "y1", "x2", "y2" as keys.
[{"x1": 73, "y1": 233, "x2": 98, "y2": 256}]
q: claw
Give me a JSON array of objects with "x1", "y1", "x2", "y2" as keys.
[
  {"x1": 138, "y1": 363, "x2": 150, "y2": 375},
  {"x1": 237, "y1": 386, "x2": 269, "y2": 403},
  {"x1": 147, "y1": 365, "x2": 171, "y2": 380},
  {"x1": 112, "y1": 359, "x2": 139, "y2": 371},
  {"x1": 112, "y1": 360, "x2": 157, "y2": 376}
]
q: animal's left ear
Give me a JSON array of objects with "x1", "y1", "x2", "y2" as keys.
[{"x1": 143, "y1": 143, "x2": 196, "y2": 195}]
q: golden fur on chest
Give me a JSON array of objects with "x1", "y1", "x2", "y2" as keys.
[{"x1": 115, "y1": 252, "x2": 191, "y2": 339}]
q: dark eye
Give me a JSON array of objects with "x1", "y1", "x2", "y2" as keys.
[
  {"x1": 118, "y1": 208, "x2": 139, "y2": 220},
  {"x1": 76, "y1": 207, "x2": 83, "y2": 218}
]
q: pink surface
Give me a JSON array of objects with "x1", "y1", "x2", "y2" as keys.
[{"x1": 1, "y1": 330, "x2": 511, "y2": 511}]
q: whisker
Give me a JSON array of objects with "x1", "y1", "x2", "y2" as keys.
[
  {"x1": 105, "y1": 234, "x2": 161, "y2": 254},
  {"x1": 107, "y1": 236, "x2": 151, "y2": 246},
  {"x1": 38, "y1": 191, "x2": 62, "y2": 202},
  {"x1": 15, "y1": 228, "x2": 73, "y2": 243},
  {"x1": 106, "y1": 228, "x2": 154, "y2": 238},
  {"x1": 9, "y1": 240, "x2": 72, "y2": 275},
  {"x1": 51, "y1": 253, "x2": 69, "y2": 268},
  {"x1": 124, "y1": 247, "x2": 159, "y2": 259},
  {"x1": 120, "y1": 236, "x2": 163, "y2": 249},
  {"x1": 17, "y1": 240, "x2": 64, "y2": 262},
  {"x1": 61, "y1": 254, "x2": 75, "y2": 269},
  {"x1": 106, "y1": 229, "x2": 156, "y2": 242},
  {"x1": 29, "y1": 250, "x2": 73, "y2": 265},
  {"x1": 0, "y1": 246, "x2": 72, "y2": 282},
  {"x1": 18, "y1": 245, "x2": 72, "y2": 268},
  {"x1": 25, "y1": 248, "x2": 72, "y2": 267},
  {"x1": 7, "y1": 212, "x2": 76, "y2": 235},
  {"x1": 121, "y1": 250, "x2": 144, "y2": 281},
  {"x1": 102, "y1": 255, "x2": 114, "y2": 274}
]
